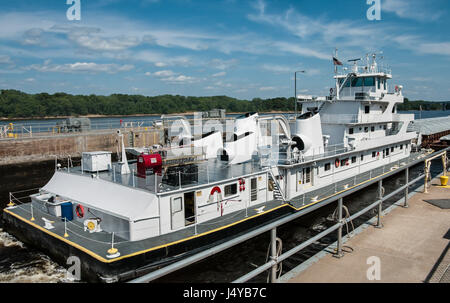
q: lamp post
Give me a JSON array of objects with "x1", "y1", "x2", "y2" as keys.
[{"x1": 294, "y1": 70, "x2": 305, "y2": 133}]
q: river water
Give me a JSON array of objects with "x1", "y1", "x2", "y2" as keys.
[{"x1": 0, "y1": 111, "x2": 448, "y2": 283}]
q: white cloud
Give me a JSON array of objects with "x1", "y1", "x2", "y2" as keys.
[
  {"x1": 22, "y1": 28, "x2": 45, "y2": 46},
  {"x1": 212, "y1": 71, "x2": 226, "y2": 77},
  {"x1": 26, "y1": 61, "x2": 134, "y2": 74},
  {"x1": 261, "y1": 64, "x2": 292, "y2": 73},
  {"x1": 0, "y1": 55, "x2": 12, "y2": 64},
  {"x1": 209, "y1": 58, "x2": 239, "y2": 70},
  {"x1": 394, "y1": 35, "x2": 450, "y2": 57},
  {"x1": 259, "y1": 86, "x2": 277, "y2": 91},
  {"x1": 153, "y1": 70, "x2": 175, "y2": 77},
  {"x1": 161, "y1": 75, "x2": 196, "y2": 84},
  {"x1": 382, "y1": 0, "x2": 443, "y2": 21}
]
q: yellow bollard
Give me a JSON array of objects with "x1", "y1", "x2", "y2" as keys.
[
  {"x1": 7, "y1": 201, "x2": 14, "y2": 207},
  {"x1": 440, "y1": 176, "x2": 448, "y2": 186},
  {"x1": 107, "y1": 247, "x2": 118, "y2": 254}
]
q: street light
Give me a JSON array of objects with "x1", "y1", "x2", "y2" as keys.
[{"x1": 294, "y1": 70, "x2": 306, "y2": 132}]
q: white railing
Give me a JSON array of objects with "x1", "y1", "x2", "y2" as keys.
[
  {"x1": 320, "y1": 113, "x2": 403, "y2": 124},
  {"x1": 0, "y1": 120, "x2": 157, "y2": 139}
]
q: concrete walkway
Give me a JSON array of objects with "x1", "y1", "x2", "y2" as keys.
[{"x1": 287, "y1": 177, "x2": 450, "y2": 283}]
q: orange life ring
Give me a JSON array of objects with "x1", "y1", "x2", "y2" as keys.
[
  {"x1": 75, "y1": 204, "x2": 85, "y2": 218},
  {"x1": 335, "y1": 158, "x2": 340, "y2": 168}
]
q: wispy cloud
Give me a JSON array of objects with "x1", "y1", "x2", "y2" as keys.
[
  {"x1": 382, "y1": 0, "x2": 444, "y2": 21},
  {"x1": 212, "y1": 71, "x2": 226, "y2": 77},
  {"x1": 25, "y1": 61, "x2": 134, "y2": 74}
]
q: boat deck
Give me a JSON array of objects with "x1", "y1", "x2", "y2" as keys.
[
  {"x1": 3, "y1": 152, "x2": 430, "y2": 268},
  {"x1": 66, "y1": 158, "x2": 264, "y2": 194}
]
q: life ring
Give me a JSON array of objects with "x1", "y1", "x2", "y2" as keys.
[
  {"x1": 209, "y1": 186, "x2": 222, "y2": 204},
  {"x1": 335, "y1": 158, "x2": 340, "y2": 168},
  {"x1": 75, "y1": 204, "x2": 85, "y2": 218}
]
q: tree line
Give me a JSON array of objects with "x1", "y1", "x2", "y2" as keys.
[
  {"x1": 397, "y1": 98, "x2": 450, "y2": 111},
  {"x1": 0, "y1": 90, "x2": 447, "y2": 118},
  {"x1": 0, "y1": 90, "x2": 295, "y2": 118}
]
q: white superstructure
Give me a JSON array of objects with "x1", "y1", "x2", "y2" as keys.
[{"x1": 29, "y1": 52, "x2": 419, "y2": 244}]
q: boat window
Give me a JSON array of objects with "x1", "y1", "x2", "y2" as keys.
[
  {"x1": 171, "y1": 197, "x2": 182, "y2": 213},
  {"x1": 364, "y1": 127, "x2": 369, "y2": 133},
  {"x1": 361, "y1": 154, "x2": 364, "y2": 161},
  {"x1": 372, "y1": 151, "x2": 377, "y2": 158},
  {"x1": 377, "y1": 77, "x2": 381, "y2": 89},
  {"x1": 224, "y1": 183, "x2": 237, "y2": 197},
  {"x1": 383, "y1": 79, "x2": 387, "y2": 90},
  {"x1": 349, "y1": 128, "x2": 354, "y2": 134},
  {"x1": 371, "y1": 126, "x2": 375, "y2": 132},
  {"x1": 391, "y1": 147, "x2": 394, "y2": 152},
  {"x1": 363, "y1": 77, "x2": 375, "y2": 86},
  {"x1": 351, "y1": 77, "x2": 363, "y2": 87},
  {"x1": 351, "y1": 156, "x2": 357, "y2": 163},
  {"x1": 340, "y1": 158, "x2": 348, "y2": 166},
  {"x1": 400, "y1": 144, "x2": 403, "y2": 150},
  {"x1": 392, "y1": 105, "x2": 396, "y2": 113},
  {"x1": 365, "y1": 105, "x2": 370, "y2": 114},
  {"x1": 344, "y1": 79, "x2": 351, "y2": 87},
  {"x1": 324, "y1": 163, "x2": 331, "y2": 171}
]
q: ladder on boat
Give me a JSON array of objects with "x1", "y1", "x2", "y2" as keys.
[{"x1": 268, "y1": 167, "x2": 286, "y2": 203}]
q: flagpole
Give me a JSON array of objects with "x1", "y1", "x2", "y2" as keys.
[{"x1": 334, "y1": 48, "x2": 338, "y2": 75}]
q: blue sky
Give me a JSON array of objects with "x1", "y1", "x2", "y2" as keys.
[{"x1": 0, "y1": 0, "x2": 449, "y2": 100}]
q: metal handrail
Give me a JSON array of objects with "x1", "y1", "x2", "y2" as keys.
[{"x1": 128, "y1": 147, "x2": 449, "y2": 283}]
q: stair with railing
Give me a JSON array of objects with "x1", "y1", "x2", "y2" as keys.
[{"x1": 268, "y1": 168, "x2": 286, "y2": 202}]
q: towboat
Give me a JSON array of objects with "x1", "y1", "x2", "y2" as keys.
[{"x1": 2, "y1": 53, "x2": 422, "y2": 282}]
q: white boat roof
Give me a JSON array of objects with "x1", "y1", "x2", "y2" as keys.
[
  {"x1": 42, "y1": 171, "x2": 158, "y2": 221},
  {"x1": 407, "y1": 116, "x2": 450, "y2": 135}
]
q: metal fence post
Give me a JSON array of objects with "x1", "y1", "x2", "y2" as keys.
[
  {"x1": 179, "y1": 171, "x2": 182, "y2": 189},
  {"x1": 376, "y1": 180, "x2": 383, "y2": 228},
  {"x1": 335, "y1": 198, "x2": 344, "y2": 258},
  {"x1": 270, "y1": 228, "x2": 277, "y2": 283},
  {"x1": 403, "y1": 167, "x2": 409, "y2": 208}
]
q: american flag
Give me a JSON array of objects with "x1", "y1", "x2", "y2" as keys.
[{"x1": 333, "y1": 57, "x2": 343, "y2": 66}]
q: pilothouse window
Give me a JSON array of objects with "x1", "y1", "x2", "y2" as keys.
[
  {"x1": 351, "y1": 77, "x2": 363, "y2": 87},
  {"x1": 363, "y1": 77, "x2": 375, "y2": 86}
]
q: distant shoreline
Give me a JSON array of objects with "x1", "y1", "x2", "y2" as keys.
[{"x1": 0, "y1": 110, "x2": 296, "y2": 121}]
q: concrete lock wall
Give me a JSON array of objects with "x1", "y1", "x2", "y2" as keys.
[{"x1": 0, "y1": 129, "x2": 163, "y2": 165}]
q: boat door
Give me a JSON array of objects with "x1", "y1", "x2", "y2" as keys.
[
  {"x1": 302, "y1": 166, "x2": 312, "y2": 188},
  {"x1": 170, "y1": 194, "x2": 185, "y2": 230}
]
